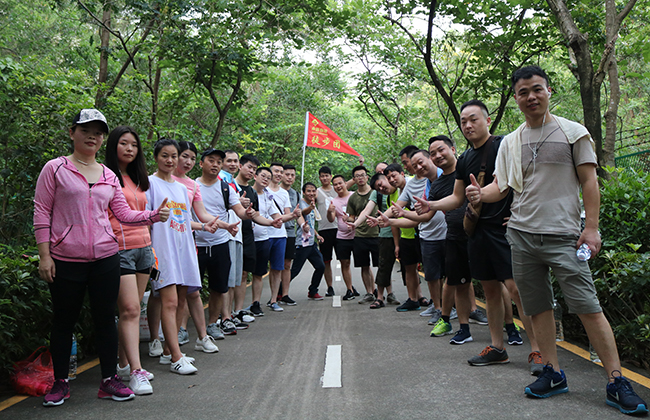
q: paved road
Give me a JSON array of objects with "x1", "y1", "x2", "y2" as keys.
[{"x1": 2, "y1": 259, "x2": 649, "y2": 419}]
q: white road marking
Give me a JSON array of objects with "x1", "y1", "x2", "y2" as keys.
[
  {"x1": 335, "y1": 275, "x2": 341, "y2": 282},
  {"x1": 332, "y1": 296, "x2": 341, "y2": 307},
  {"x1": 322, "y1": 345, "x2": 342, "y2": 388}
]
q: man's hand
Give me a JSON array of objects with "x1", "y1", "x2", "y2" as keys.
[
  {"x1": 413, "y1": 196, "x2": 430, "y2": 215},
  {"x1": 157, "y1": 197, "x2": 170, "y2": 222},
  {"x1": 292, "y1": 204, "x2": 301, "y2": 219},
  {"x1": 245, "y1": 203, "x2": 256, "y2": 218},
  {"x1": 271, "y1": 218, "x2": 283, "y2": 228},
  {"x1": 377, "y1": 211, "x2": 391, "y2": 228},
  {"x1": 365, "y1": 215, "x2": 379, "y2": 228},
  {"x1": 317, "y1": 234, "x2": 324, "y2": 243},
  {"x1": 389, "y1": 202, "x2": 405, "y2": 218},
  {"x1": 226, "y1": 221, "x2": 240, "y2": 237},
  {"x1": 577, "y1": 227, "x2": 601, "y2": 256},
  {"x1": 466, "y1": 174, "x2": 482, "y2": 206},
  {"x1": 301, "y1": 222, "x2": 310, "y2": 234},
  {"x1": 239, "y1": 191, "x2": 251, "y2": 208},
  {"x1": 204, "y1": 216, "x2": 220, "y2": 233}
]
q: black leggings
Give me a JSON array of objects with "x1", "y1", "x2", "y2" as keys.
[{"x1": 49, "y1": 254, "x2": 120, "y2": 380}]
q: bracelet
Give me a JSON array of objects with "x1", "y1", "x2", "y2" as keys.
[{"x1": 201, "y1": 223, "x2": 205, "y2": 231}]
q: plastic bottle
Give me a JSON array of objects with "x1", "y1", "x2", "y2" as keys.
[
  {"x1": 68, "y1": 334, "x2": 77, "y2": 380},
  {"x1": 589, "y1": 342, "x2": 601, "y2": 363},
  {"x1": 553, "y1": 300, "x2": 564, "y2": 341},
  {"x1": 577, "y1": 243, "x2": 592, "y2": 261}
]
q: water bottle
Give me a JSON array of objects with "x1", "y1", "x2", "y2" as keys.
[
  {"x1": 553, "y1": 300, "x2": 564, "y2": 341},
  {"x1": 589, "y1": 342, "x2": 601, "y2": 363},
  {"x1": 577, "y1": 243, "x2": 591, "y2": 261},
  {"x1": 68, "y1": 334, "x2": 77, "y2": 380}
]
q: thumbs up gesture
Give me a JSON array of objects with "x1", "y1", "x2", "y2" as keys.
[
  {"x1": 413, "y1": 196, "x2": 430, "y2": 215},
  {"x1": 465, "y1": 174, "x2": 482, "y2": 205},
  {"x1": 239, "y1": 191, "x2": 251, "y2": 208},
  {"x1": 157, "y1": 198, "x2": 170, "y2": 222},
  {"x1": 376, "y1": 211, "x2": 391, "y2": 228}
]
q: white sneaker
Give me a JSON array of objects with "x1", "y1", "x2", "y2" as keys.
[
  {"x1": 160, "y1": 353, "x2": 195, "y2": 365},
  {"x1": 235, "y1": 310, "x2": 255, "y2": 323},
  {"x1": 419, "y1": 303, "x2": 436, "y2": 317},
  {"x1": 117, "y1": 363, "x2": 131, "y2": 381},
  {"x1": 148, "y1": 339, "x2": 163, "y2": 357},
  {"x1": 194, "y1": 335, "x2": 219, "y2": 353},
  {"x1": 129, "y1": 369, "x2": 153, "y2": 395},
  {"x1": 170, "y1": 356, "x2": 197, "y2": 375}
]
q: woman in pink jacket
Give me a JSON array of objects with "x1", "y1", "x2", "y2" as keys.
[{"x1": 34, "y1": 110, "x2": 169, "y2": 407}]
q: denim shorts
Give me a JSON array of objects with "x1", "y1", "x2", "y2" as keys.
[{"x1": 119, "y1": 246, "x2": 154, "y2": 275}]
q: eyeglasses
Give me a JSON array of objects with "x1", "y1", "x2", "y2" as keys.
[
  {"x1": 258, "y1": 174, "x2": 272, "y2": 181},
  {"x1": 354, "y1": 174, "x2": 367, "y2": 179}
]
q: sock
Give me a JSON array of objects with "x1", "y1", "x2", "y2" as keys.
[
  {"x1": 441, "y1": 315, "x2": 450, "y2": 323},
  {"x1": 505, "y1": 323, "x2": 516, "y2": 332},
  {"x1": 460, "y1": 323, "x2": 470, "y2": 333}
]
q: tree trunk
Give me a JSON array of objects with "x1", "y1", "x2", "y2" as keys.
[
  {"x1": 148, "y1": 63, "x2": 162, "y2": 141},
  {"x1": 95, "y1": 6, "x2": 111, "y2": 109}
]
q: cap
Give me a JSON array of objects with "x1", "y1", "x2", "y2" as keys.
[
  {"x1": 201, "y1": 148, "x2": 226, "y2": 161},
  {"x1": 72, "y1": 109, "x2": 109, "y2": 133}
]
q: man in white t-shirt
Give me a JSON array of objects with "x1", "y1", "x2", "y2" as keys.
[{"x1": 315, "y1": 166, "x2": 338, "y2": 297}]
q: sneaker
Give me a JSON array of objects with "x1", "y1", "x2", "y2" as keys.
[
  {"x1": 468, "y1": 346, "x2": 509, "y2": 366},
  {"x1": 308, "y1": 293, "x2": 324, "y2": 300},
  {"x1": 43, "y1": 379, "x2": 70, "y2": 406},
  {"x1": 129, "y1": 370, "x2": 153, "y2": 395},
  {"x1": 170, "y1": 356, "x2": 198, "y2": 375},
  {"x1": 507, "y1": 327, "x2": 524, "y2": 345},
  {"x1": 280, "y1": 295, "x2": 297, "y2": 305},
  {"x1": 606, "y1": 372, "x2": 649, "y2": 414},
  {"x1": 235, "y1": 310, "x2": 255, "y2": 323},
  {"x1": 386, "y1": 293, "x2": 400, "y2": 305},
  {"x1": 268, "y1": 302, "x2": 283, "y2": 312},
  {"x1": 450, "y1": 329, "x2": 473, "y2": 345},
  {"x1": 232, "y1": 317, "x2": 249, "y2": 330},
  {"x1": 249, "y1": 301, "x2": 265, "y2": 317},
  {"x1": 449, "y1": 307, "x2": 458, "y2": 320},
  {"x1": 430, "y1": 319, "x2": 453, "y2": 337},
  {"x1": 524, "y1": 364, "x2": 568, "y2": 398},
  {"x1": 159, "y1": 353, "x2": 195, "y2": 365},
  {"x1": 352, "y1": 286, "x2": 360, "y2": 296},
  {"x1": 206, "y1": 322, "x2": 225, "y2": 340},
  {"x1": 98, "y1": 375, "x2": 135, "y2": 401},
  {"x1": 358, "y1": 293, "x2": 375, "y2": 304},
  {"x1": 178, "y1": 326, "x2": 190, "y2": 346},
  {"x1": 419, "y1": 303, "x2": 437, "y2": 317},
  {"x1": 325, "y1": 286, "x2": 335, "y2": 297},
  {"x1": 342, "y1": 289, "x2": 355, "y2": 301},
  {"x1": 396, "y1": 298, "x2": 420, "y2": 312},
  {"x1": 116, "y1": 363, "x2": 131, "y2": 381},
  {"x1": 427, "y1": 309, "x2": 443, "y2": 325},
  {"x1": 528, "y1": 351, "x2": 544, "y2": 376},
  {"x1": 195, "y1": 335, "x2": 219, "y2": 353},
  {"x1": 148, "y1": 338, "x2": 163, "y2": 357},
  {"x1": 221, "y1": 318, "x2": 238, "y2": 335},
  {"x1": 469, "y1": 309, "x2": 488, "y2": 325}
]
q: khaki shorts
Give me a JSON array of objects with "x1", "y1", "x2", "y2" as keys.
[{"x1": 506, "y1": 227, "x2": 601, "y2": 316}]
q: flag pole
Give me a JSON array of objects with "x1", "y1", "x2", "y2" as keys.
[{"x1": 301, "y1": 111, "x2": 309, "y2": 188}]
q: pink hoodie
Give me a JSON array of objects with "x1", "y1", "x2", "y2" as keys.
[{"x1": 34, "y1": 157, "x2": 161, "y2": 262}]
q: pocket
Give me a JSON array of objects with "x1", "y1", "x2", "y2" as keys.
[{"x1": 51, "y1": 225, "x2": 73, "y2": 249}]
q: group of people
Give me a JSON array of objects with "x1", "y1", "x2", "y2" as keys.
[{"x1": 34, "y1": 65, "x2": 647, "y2": 415}]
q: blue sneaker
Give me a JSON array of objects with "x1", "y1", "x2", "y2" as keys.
[
  {"x1": 525, "y1": 364, "x2": 568, "y2": 398},
  {"x1": 178, "y1": 326, "x2": 190, "y2": 346},
  {"x1": 267, "y1": 302, "x2": 283, "y2": 312},
  {"x1": 449, "y1": 329, "x2": 473, "y2": 345},
  {"x1": 606, "y1": 372, "x2": 648, "y2": 415},
  {"x1": 507, "y1": 327, "x2": 523, "y2": 345}
]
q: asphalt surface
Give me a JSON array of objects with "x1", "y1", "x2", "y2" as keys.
[{"x1": 2, "y1": 259, "x2": 649, "y2": 419}]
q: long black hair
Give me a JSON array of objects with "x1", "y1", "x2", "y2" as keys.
[{"x1": 105, "y1": 126, "x2": 150, "y2": 191}]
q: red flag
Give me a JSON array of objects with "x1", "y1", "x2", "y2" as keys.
[{"x1": 305, "y1": 113, "x2": 360, "y2": 156}]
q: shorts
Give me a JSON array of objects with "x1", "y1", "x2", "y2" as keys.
[
  {"x1": 376, "y1": 238, "x2": 396, "y2": 288},
  {"x1": 253, "y1": 240, "x2": 271, "y2": 276},
  {"x1": 353, "y1": 237, "x2": 379, "y2": 268},
  {"x1": 268, "y1": 237, "x2": 286, "y2": 271},
  {"x1": 420, "y1": 239, "x2": 445, "y2": 282},
  {"x1": 506, "y1": 227, "x2": 602, "y2": 316},
  {"x1": 468, "y1": 225, "x2": 512, "y2": 281},
  {"x1": 335, "y1": 238, "x2": 354, "y2": 261},
  {"x1": 228, "y1": 240, "x2": 243, "y2": 288},
  {"x1": 398, "y1": 238, "x2": 421, "y2": 266},
  {"x1": 319, "y1": 229, "x2": 337, "y2": 262},
  {"x1": 198, "y1": 243, "x2": 231, "y2": 294},
  {"x1": 242, "y1": 239, "x2": 256, "y2": 274},
  {"x1": 118, "y1": 246, "x2": 154, "y2": 275},
  {"x1": 445, "y1": 237, "x2": 472, "y2": 286},
  {"x1": 284, "y1": 236, "x2": 296, "y2": 260}
]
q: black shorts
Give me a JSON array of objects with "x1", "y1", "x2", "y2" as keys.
[
  {"x1": 198, "y1": 243, "x2": 231, "y2": 294},
  {"x1": 334, "y1": 238, "x2": 353, "y2": 261},
  {"x1": 284, "y1": 236, "x2": 296, "y2": 260},
  {"x1": 319, "y1": 229, "x2": 337, "y2": 262},
  {"x1": 352, "y1": 237, "x2": 379, "y2": 268},
  {"x1": 242, "y1": 238, "x2": 256, "y2": 274},
  {"x1": 398, "y1": 237, "x2": 421, "y2": 266},
  {"x1": 420, "y1": 239, "x2": 445, "y2": 282},
  {"x1": 468, "y1": 225, "x2": 512, "y2": 281},
  {"x1": 445, "y1": 237, "x2": 472, "y2": 286},
  {"x1": 376, "y1": 237, "x2": 396, "y2": 288},
  {"x1": 252, "y1": 240, "x2": 271, "y2": 277}
]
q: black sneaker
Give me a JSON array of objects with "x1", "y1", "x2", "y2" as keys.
[
  {"x1": 325, "y1": 286, "x2": 335, "y2": 297},
  {"x1": 232, "y1": 317, "x2": 249, "y2": 330},
  {"x1": 280, "y1": 295, "x2": 297, "y2": 306},
  {"x1": 467, "y1": 345, "x2": 509, "y2": 366},
  {"x1": 449, "y1": 329, "x2": 473, "y2": 345},
  {"x1": 342, "y1": 289, "x2": 355, "y2": 301},
  {"x1": 221, "y1": 319, "x2": 237, "y2": 335},
  {"x1": 396, "y1": 298, "x2": 420, "y2": 312},
  {"x1": 606, "y1": 371, "x2": 648, "y2": 414},
  {"x1": 507, "y1": 327, "x2": 524, "y2": 345},
  {"x1": 352, "y1": 286, "x2": 360, "y2": 297},
  {"x1": 249, "y1": 301, "x2": 264, "y2": 317},
  {"x1": 524, "y1": 364, "x2": 568, "y2": 398}
]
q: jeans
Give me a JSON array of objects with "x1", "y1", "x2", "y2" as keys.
[{"x1": 290, "y1": 244, "x2": 325, "y2": 294}]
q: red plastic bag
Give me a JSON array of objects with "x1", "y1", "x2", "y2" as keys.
[{"x1": 11, "y1": 346, "x2": 55, "y2": 396}]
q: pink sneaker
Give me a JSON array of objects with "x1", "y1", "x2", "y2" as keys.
[
  {"x1": 98, "y1": 375, "x2": 135, "y2": 401},
  {"x1": 308, "y1": 293, "x2": 324, "y2": 300},
  {"x1": 43, "y1": 379, "x2": 70, "y2": 407}
]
